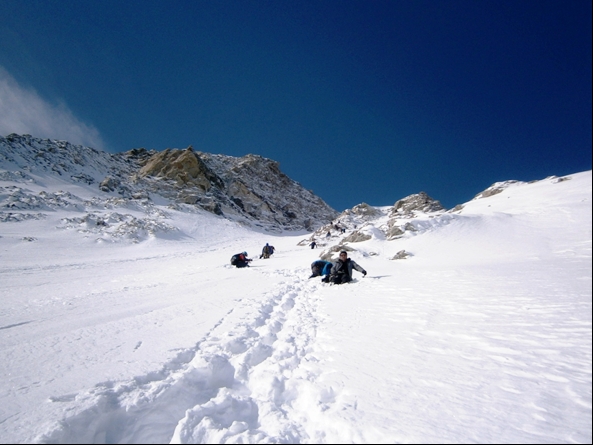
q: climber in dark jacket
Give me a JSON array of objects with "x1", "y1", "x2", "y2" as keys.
[
  {"x1": 260, "y1": 243, "x2": 275, "y2": 259},
  {"x1": 325, "y1": 251, "x2": 367, "y2": 284}
]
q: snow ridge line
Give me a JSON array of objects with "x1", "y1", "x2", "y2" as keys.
[{"x1": 35, "y1": 273, "x2": 327, "y2": 444}]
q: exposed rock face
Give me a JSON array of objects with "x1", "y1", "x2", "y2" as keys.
[
  {"x1": 389, "y1": 192, "x2": 444, "y2": 217},
  {"x1": 341, "y1": 231, "x2": 372, "y2": 243},
  {"x1": 305, "y1": 191, "x2": 450, "y2": 258},
  {"x1": 138, "y1": 146, "x2": 222, "y2": 191},
  {"x1": 385, "y1": 224, "x2": 405, "y2": 239},
  {"x1": 189, "y1": 152, "x2": 335, "y2": 231},
  {"x1": 99, "y1": 177, "x2": 121, "y2": 192},
  {"x1": 472, "y1": 180, "x2": 520, "y2": 199},
  {"x1": 391, "y1": 250, "x2": 412, "y2": 260},
  {"x1": 348, "y1": 202, "x2": 382, "y2": 218},
  {"x1": 0, "y1": 134, "x2": 338, "y2": 232}
]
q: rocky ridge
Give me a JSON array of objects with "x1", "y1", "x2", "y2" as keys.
[{"x1": 0, "y1": 134, "x2": 338, "y2": 236}]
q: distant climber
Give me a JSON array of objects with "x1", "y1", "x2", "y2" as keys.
[{"x1": 260, "y1": 243, "x2": 275, "y2": 259}]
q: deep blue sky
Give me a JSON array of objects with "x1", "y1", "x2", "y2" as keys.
[{"x1": 1, "y1": 0, "x2": 591, "y2": 211}]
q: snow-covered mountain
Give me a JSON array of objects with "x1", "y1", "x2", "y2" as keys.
[
  {"x1": 1, "y1": 133, "x2": 582, "y2": 251},
  {"x1": 1, "y1": 133, "x2": 591, "y2": 444},
  {"x1": 0, "y1": 134, "x2": 338, "y2": 235}
]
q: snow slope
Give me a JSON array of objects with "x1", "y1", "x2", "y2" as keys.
[{"x1": 0, "y1": 169, "x2": 591, "y2": 443}]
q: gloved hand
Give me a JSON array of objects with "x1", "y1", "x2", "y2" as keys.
[{"x1": 362, "y1": 271, "x2": 367, "y2": 277}]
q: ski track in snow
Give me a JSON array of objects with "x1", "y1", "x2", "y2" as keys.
[{"x1": 35, "y1": 267, "x2": 338, "y2": 444}]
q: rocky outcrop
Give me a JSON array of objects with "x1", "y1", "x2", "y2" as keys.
[
  {"x1": 138, "y1": 146, "x2": 223, "y2": 191},
  {"x1": 341, "y1": 230, "x2": 372, "y2": 243},
  {"x1": 389, "y1": 192, "x2": 444, "y2": 217},
  {"x1": 391, "y1": 250, "x2": 413, "y2": 260},
  {"x1": 472, "y1": 180, "x2": 520, "y2": 199}
]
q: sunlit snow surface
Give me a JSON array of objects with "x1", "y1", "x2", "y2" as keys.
[{"x1": 0, "y1": 170, "x2": 591, "y2": 444}]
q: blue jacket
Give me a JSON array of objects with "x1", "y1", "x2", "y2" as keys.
[{"x1": 311, "y1": 260, "x2": 332, "y2": 276}]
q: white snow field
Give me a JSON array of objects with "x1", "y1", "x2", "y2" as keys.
[{"x1": 0, "y1": 170, "x2": 591, "y2": 444}]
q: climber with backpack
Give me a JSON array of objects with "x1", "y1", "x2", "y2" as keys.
[
  {"x1": 230, "y1": 252, "x2": 252, "y2": 268},
  {"x1": 260, "y1": 243, "x2": 275, "y2": 259},
  {"x1": 309, "y1": 259, "x2": 332, "y2": 279}
]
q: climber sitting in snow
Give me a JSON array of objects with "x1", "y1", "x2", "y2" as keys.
[
  {"x1": 230, "y1": 252, "x2": 252, "y2": 268},
  {"x1": 324, "y1": 250, "x2": 367, "y2": 284}
]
